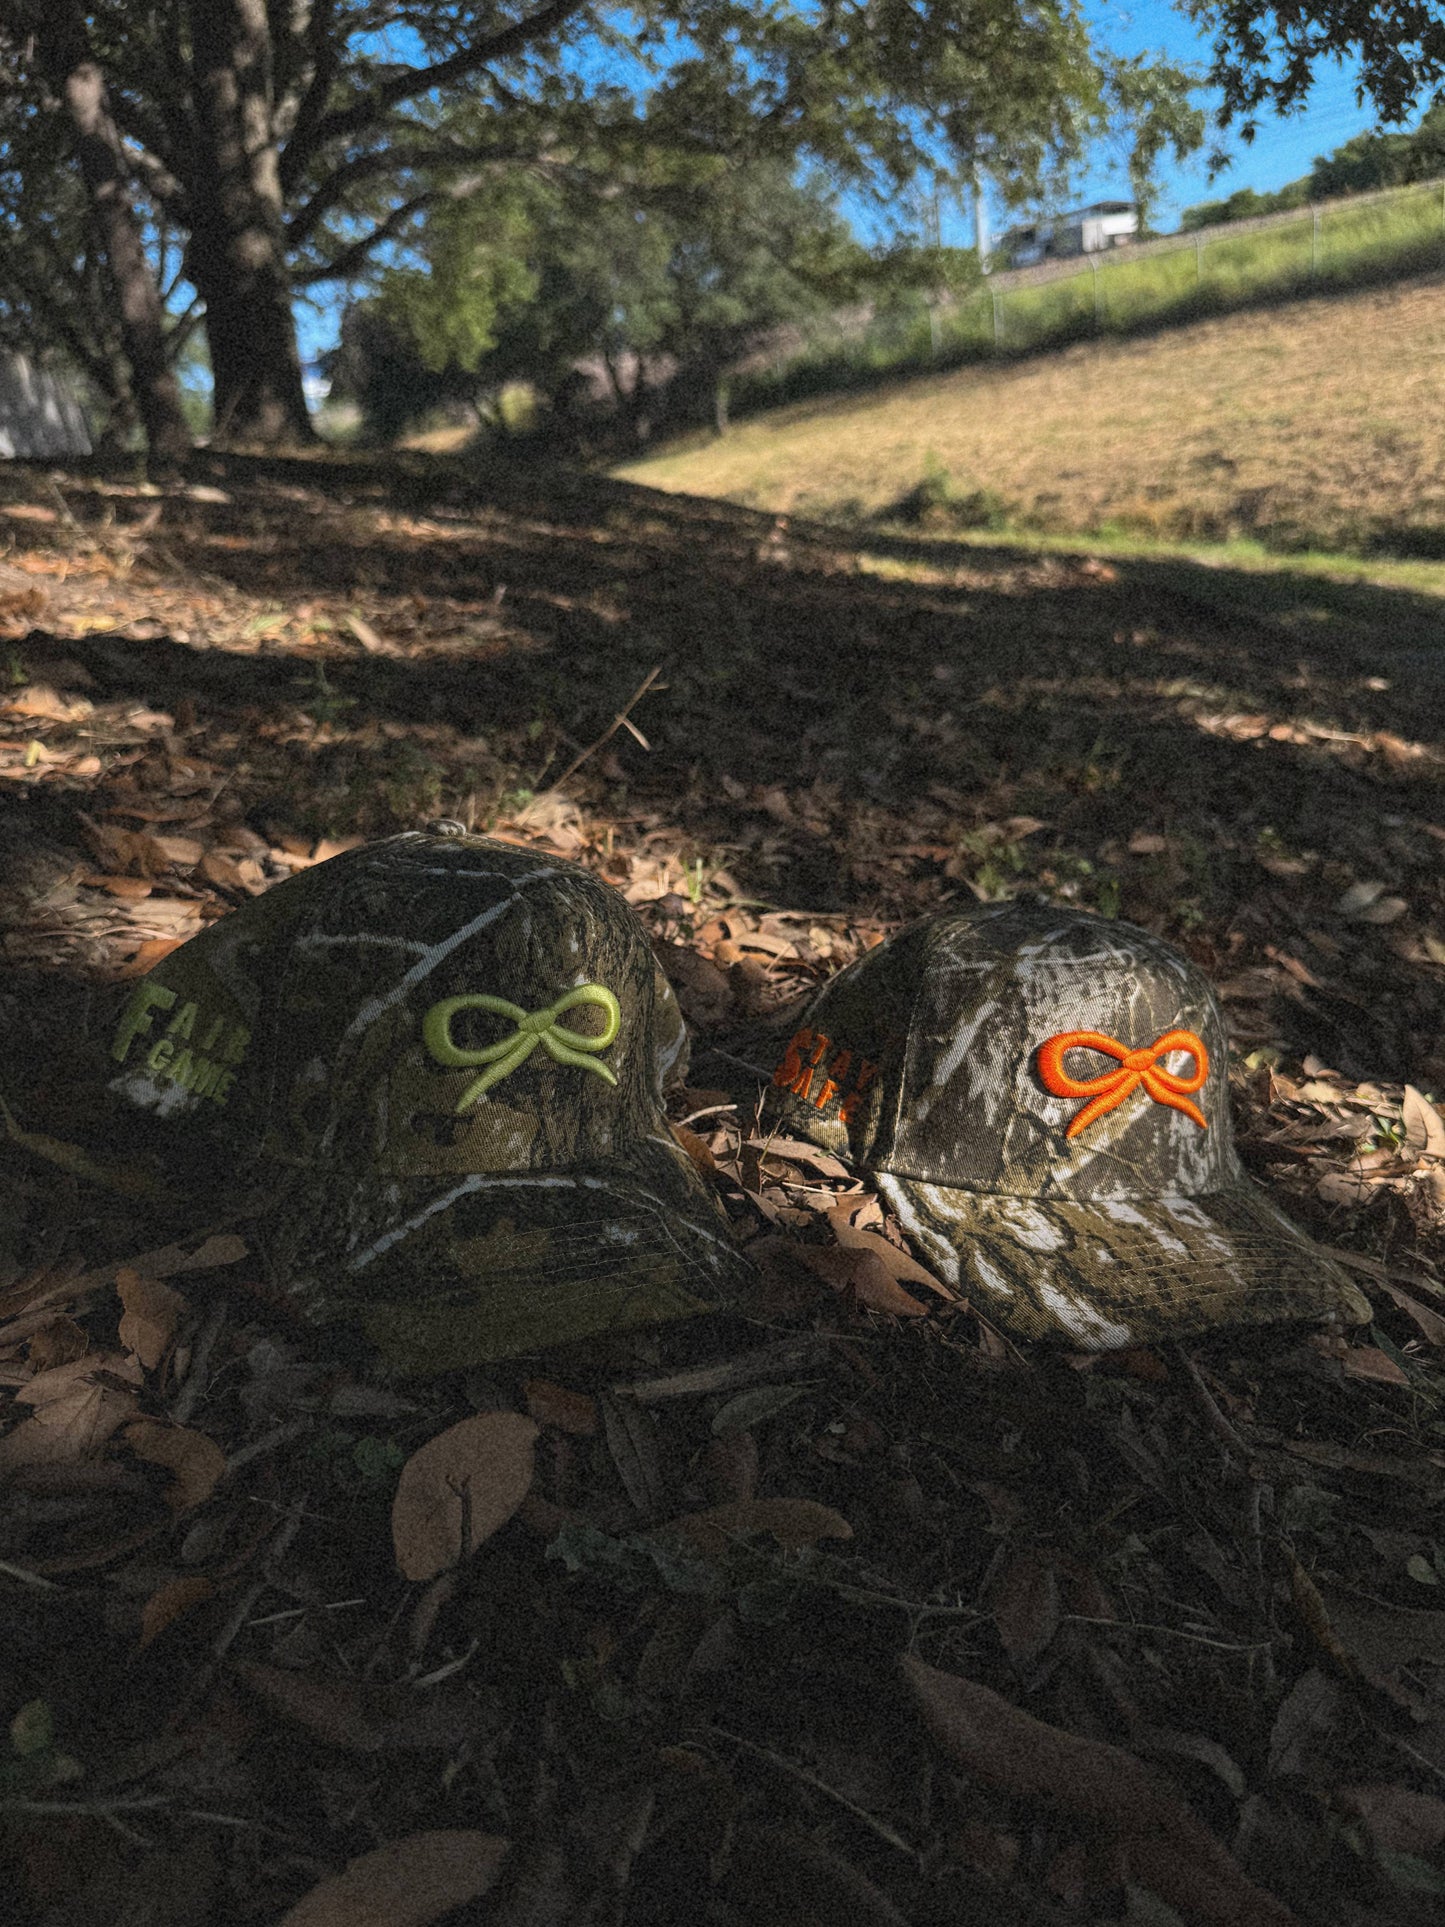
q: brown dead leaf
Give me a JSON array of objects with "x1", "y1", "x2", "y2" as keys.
[
  {"x1": 523, "y1": 1378, "x2": 599, "y2": 1436},
  {"x1": 826, "y1": 1204, "x2": 959, "y2": 1301},
  {"x1": 391, "y1": 1411, "x2": 538, "y2": 1581},
  {"x1": 197, "y1": 848, "x2": 251, "y2": 895},
  {"x1": 25, "y1": 1316, "x2": 89, "y2": 1371},
  {"x1": 139, "y1": 1575, "x2": 216, "y2": 1649},
  {"x1": 0, "y1": 582, "x2": 49, "y2": 635},
  {"x1": 344, "y1": 611, "x2": 394, "y2": 654},
  {"x1": 1378, "y1": 1279, "x2": 1445, "y2": 1348},
  {"x1": 234, "y1": 1662, "x2": 481, "y2": 1754},
  {"x1": 1339, "y1": 1783, "x2": 1445, "y2": 1859},
  {"x1": 1, "y1": 680, "x2": 89, "y2": 721},
  {"x1": 1402, "y1": 1084, "x2": 1445, "y2": 1161},
  {"x1": 1341, "y1": 1345, "x2": 1411, "y2": 1386},
  {"x1": 900, "y1": 1655, "x2": 1297, "y2": 1926},
  {"x1": 671, "y1": 1120, "x2": 717, "y2": 1173},
  {"x1": 988, "y1": 1551, "x2": 1062, "y2": 1663},
  {"x1": 659, "y1": 1497, "x2": 853, "y2": 1560},
  {"x1": 80, "y1": 872, "x2": 154, "y2": 899},
  {"x1": 118, "y1": 935, "x2": 188, "y2": 976},
  {"x1": 117, "y1": 1266, "x2": 187, "y2": 1370},
  {"x1": 151, "y1": 833, "x2": 206, "y2": 868},
  {"x1": 656, "y1": 942, "x2": 732, "y2": 1024},
  {"x1": 0, "y1": 1354, "x2": 142, "y2": 1473},
  {"x1": 794, "y1": 1244, "x2": 930, "y2": 1317},
  {"x1": 277, "y1": 1831, "x2": 509, "y2": 1927},
  {"x1": 124, "y1": 1419, "x2": 226, "y2": 1511},
  {"x1": 125, "y1": 1232, "x2": 249, "y2": 1278}
]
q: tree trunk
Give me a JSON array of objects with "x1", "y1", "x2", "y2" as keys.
[
  {"x1": 186, "y1": 0, "x2": 313, "y2": 445},
  {"x1": 26, "y1": 8, "x2": 192, "y2": 468}
]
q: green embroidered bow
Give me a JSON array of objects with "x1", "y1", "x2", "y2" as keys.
[{"x1": 423, "y1": 984, "x2": 621, "y2": 1112}]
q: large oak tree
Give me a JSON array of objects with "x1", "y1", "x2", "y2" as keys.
[
  {"x1": 0, "y1": 1, "x2": 1200, "y2": 449},
  {"x1": 1, "y1": 2, "x2": 1439, "y2": 454}
]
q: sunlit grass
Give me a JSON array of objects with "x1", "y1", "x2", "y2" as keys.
[{"x1": 621, "y1": 268, "x2": 1445, "y2": 565}]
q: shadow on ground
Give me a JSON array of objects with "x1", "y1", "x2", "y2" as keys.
[{"x1": 4, "y1": 449, "x2": 1445, "y2": 1094}]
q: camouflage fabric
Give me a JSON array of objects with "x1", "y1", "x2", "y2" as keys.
[
  {"x1": 107, "y1": 832, "x2": 747, "y2": 1370},
  {"x1": 769, "y1": 901, "x2": 1370, "y2": 1349}
]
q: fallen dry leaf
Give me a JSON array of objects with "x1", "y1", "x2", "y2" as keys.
[
  {"x1": 139, "y1": 1575, "x2": 216, "y2": 1649},
  {"x1": 0, "y1": 1354, "x2": 142, "y2": 1473},
  {"x1": 826, "y1": 1203, "x2": 958, "y2": 1300},
  {"x1": 523, "y1": 1378, "x2": 599, "y2": 1436},
  {"x1": 670, "y1": 1120, "x2": 717, "y2": 1172},
  {"x1": 1401, "y1": 1084, "x2": 1445, "y2": 1160},
  {"x1": 1377, "y1": 1279, "x2": 1445, "y2": 1348},
  {"x1": 124, "y1": 1419, "x2": 227, "y2": 1511},
  {"x1": 659, "y1": 1497, "x2": 853, "y2": 1560},
  {"x1": 277, "y1": 1831, "x2": 509, "y2": 1927},
  {"x1": 117, "y1": 1266, "x2": 187, "y2": 1370},
  {"x1": 987, "y1": 1550, "x2": 1062, "y2": 1664},
  {"x1": 1338, "y1": 1783, "x2": 1445, "y2": 1858},
  {"x1": 233, "y1": 1662, "x2": 480, "y2": 1754},
  {"x1": 125, "y1": 1232, "x2": 249, "y2": 1278},
  {"x1": 794, "y1": 1244, "x2": 930, "y2": 1317},
  {"x1": 391, "y1": 1411, "x2": 538, "y2": 1581},
  {"x1": 1341, "y1": 1345, "x2": 1411, "y2": 1387},
  {"x1": 118, "y1": 936, "x2": 188, "y2": 976},
  {"x1": 900, "y1": 1655, "x2": 1297, "y2": 1926}
]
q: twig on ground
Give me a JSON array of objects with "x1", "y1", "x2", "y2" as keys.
[
  {"x1": 708, "y1": 1726, "x2": 918, "y2": 1860},
  {"x1": 549, "y1": 664, "x2": 662, "y2": 793},
  {"x1": 171, "y1": 1296, "x2": 228, "y2": 1425}
]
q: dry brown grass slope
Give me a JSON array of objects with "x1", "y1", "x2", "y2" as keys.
[{"x1": 621, "y1": 271, "x2": 1445, "y2": 558}]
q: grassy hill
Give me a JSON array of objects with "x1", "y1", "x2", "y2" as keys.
[{"x1": 619, "y1": 270, "x2": 1445, "y2": 562}]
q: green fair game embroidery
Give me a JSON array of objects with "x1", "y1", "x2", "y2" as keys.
[
  {"x1": 111, "y1": 981, "x2": 251, "y2": 1106},
  {"x1": 423, "y1": 984, "x2": 621, "y2": 1112}
]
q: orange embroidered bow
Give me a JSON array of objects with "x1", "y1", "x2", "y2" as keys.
[{"x1": 1037, "y1": 1029, "x2": 1209, "y2": 1139}]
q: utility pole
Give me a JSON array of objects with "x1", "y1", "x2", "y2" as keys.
[{"x1": 974, "y1": 172, "x2": 991, "y2": 275}]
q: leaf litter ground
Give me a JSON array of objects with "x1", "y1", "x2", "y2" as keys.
[{"x1": 2, "y1": 452, "x2": 1445, "y2": 1924}]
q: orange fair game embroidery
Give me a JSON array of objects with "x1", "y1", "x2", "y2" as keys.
[
  {"x1": 773, "y1": 1027, "x2": 879, "y2": 1122},
  {"x1": 1037, "y1": 1028, "x2": 1209, "y2": 1139}
]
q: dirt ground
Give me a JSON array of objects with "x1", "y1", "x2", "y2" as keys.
[{"x1": 2, "y1": 451, "x2": 1445, "y2": 1926}]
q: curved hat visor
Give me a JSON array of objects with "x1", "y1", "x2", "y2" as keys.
[
  {"x1": 876, "y1": 1173, "x2": 1371, "y2": 1350},
  {"x1": 259, "y1": 1132, "x2": 747, "y2": 1373}
]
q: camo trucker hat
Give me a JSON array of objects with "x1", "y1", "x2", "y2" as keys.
[
  {"x1": 105, "y1": 832, "x2": 748, "y2": 1370},
  {"x1": 768, "y1": 901, "x2": 1370, "y2": 1349}
]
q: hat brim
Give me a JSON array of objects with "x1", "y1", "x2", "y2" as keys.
[
  {"x1": 875, "y1": 1173, "x2": 1370, "y2": 1350},
  {"x1": 259, "y1": 1135, "x2": 749, "y2": 1372}
]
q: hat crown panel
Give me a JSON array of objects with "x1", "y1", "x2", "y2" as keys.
[
  {"x1": 267, "y1": 839, "x2": 666, "y2": 1175},
  {"x1": 896, "y1": 907, "x2": 1239, "y2": 1198},
  {"x1": 106, "y1": 834, "x2": 675, "y2": 1182}
]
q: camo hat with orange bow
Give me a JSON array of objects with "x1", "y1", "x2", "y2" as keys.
[
  {"x1": 105, "y1": 832, "x2": 749, "y2": 1371},
  {"x1": 768, "y1": 901, "x2": 1369, "y2": 1348}
]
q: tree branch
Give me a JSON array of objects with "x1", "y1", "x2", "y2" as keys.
[
  {"x1": 291, "y1": 158, "x2": 535, "y2": 283},
  {"x1": 286, "y1": 136, "x2": 530, "y2": 247},
  {"x1": 289, "y1": 190, "x2": 438, "y2": 283},
  {"x1": 283, "y1": 0, "x2": 589, "y2": 176},
  {"x1": 276, "y1": 0, "x2": 339, "y2": 186}
]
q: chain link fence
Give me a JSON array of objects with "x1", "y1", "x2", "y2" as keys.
[{"x1": 736, "y1": 176, "x2": 1445, "y2": 415}]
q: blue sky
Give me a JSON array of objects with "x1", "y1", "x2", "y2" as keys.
[
  {"x1": 909, "y1": 1, "x2": 1392, "y2": 250},
  {"x1": 296, "y1": 3, "x2": 1393, "y2": 365}
]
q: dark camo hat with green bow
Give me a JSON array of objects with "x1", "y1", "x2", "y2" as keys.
[
  {"x1": 769, "y1": 901, "x2": 1369, "y2": 1349},
  {"x1": 106, "y1": 832, "x2": 748, "y2": 1370}
]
